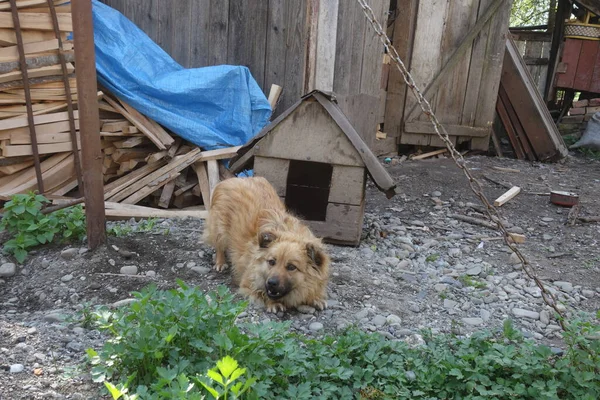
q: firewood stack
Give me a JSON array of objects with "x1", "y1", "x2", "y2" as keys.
[{"x1": 0, "y1": 1, "x2": 239, "y2": 218}]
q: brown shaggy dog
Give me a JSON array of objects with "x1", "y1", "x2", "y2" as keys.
[{"x1": 203, "y1": 176, "x2": 330, "y2": 313}]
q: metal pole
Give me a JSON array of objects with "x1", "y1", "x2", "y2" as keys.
[{"x1": 71, "y1": 0, "x2": 106, "y2": 249}]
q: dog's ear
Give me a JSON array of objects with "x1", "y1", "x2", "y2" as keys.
[
  {"x1": 258, "y1": 231, "x2": 277, "y2": 248},
  {"x1": 306, "y1": 242, "x2": 327, "y2": 269}
]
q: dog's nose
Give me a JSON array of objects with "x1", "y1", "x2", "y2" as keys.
[{"x1": 267, "y1": 277, "x2": 279, "y2": 288}]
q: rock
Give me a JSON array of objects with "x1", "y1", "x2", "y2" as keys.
[
  {"x1": 542, "y1": 234, "x2": 553, "y2": 241},
  {"x1": 554, "y1": 281, "x2": 573, "y2": 293},
  {"x1": 296, "y1": 305, "x2": 316, "y2": 314},
  {"x1": 582, "y1": 289, "x2": 595, "y2": 298},
  {"x1": 355, "y1": 309, "x2": 369, "y2": 320},
  {"x1": 27, "y1": 327, "x2": 37, "y2": 335},
  {"x1": 111, "y1": 299, "x2": 137, "y2": 308},
  {"x1": 512, "y1": 308, "x2": 540, "y2": 320},
  {"x1": 540, "y1": 310, "x2": 550, "y2": 325},
  {"x1": 371, "y1": 315, "x2": 387, "y2": 327},
  {"x1": 431, "y1": 191, "x2": 442, "y2": 197},
  {"x1": 508, "y1": 252, "x2": 520, "y2": 265},
  {"x1": 405, "y1": 370, "x2": 416, "y2": 381},
  {"x1": 434, "y1": 283, "x2": 448, "y2": 292},
  {"x1": 0, "y1": 263, "x2": 16, "y2": 277},
  {"x1": 190, "y1": 266, "x2": 211, "y2": 275},
  {"x1": 66, "y1": 341, "x2": 84, "y2": 351},
  {"x1": 383, "y1": 257, "x2": 399, "y2": 267},
  {"x1": 443, "y1": 299, "x2": 458, "y2": 309},
  {"x1": 386, "y1": 314, "x2": 402, "y2": 325},
  {"x1": 60, "y1": 274, "x2": 74, "y2": 282},
  {"x1": 480, "y1": 309, "x2": 491, "y2": 321},
  {"x1": 60, "y1": 248, "x2": 79, "y2": 260},
  {"x1": 146, "y1": 270, "x2": 156, "y2": 277},
  {"x1": 409, "y1": 304, "x2": 421, "y2": 313},
  {"x1": 43, "y1": 313, "x2": 64, "y2": 323},
  {"x1": 309, "y1": 322, "x2": 323, "y2": 332},
  {"x1": 186, "y1": 261, "x2": 197, "y2": 268},
  {"x1": 360, "y1": 248, "x2": 375, "y2": 258},
  {"x1": 410, "y1": 220, "x2": 425, "y2": 227},
  {"x1": 120, "y1": 265, "x2": 138, "y2": 275},
  {"x1": 466, "y1": 265, "x2": 482, "y2": 276},
  {"x1": 448, "y1": 248, "x2": 462, "y2": 258},
  {"x1": 10, "y1": 364, "x2": 24, "y2": 373},
  {"x1": 541, "y1": 217, "x2": 554, "y2": 222},
  {"x1": 462, "y1": 317, "x2": 484, "y2": 326}
]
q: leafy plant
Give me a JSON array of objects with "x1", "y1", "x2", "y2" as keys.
[
  {"x1": 0, "y1": 192, "x2": 86, "y2": 263},
  {"x1": 107, "y1": 218, "x2": 158, "y2": 237},
  {"x1": 459, "y1": 275, "x2": 487, "y2": 289},
  {"x1": 425, "y1": 253, "x2": 439, "y2": 262},
  {"x1": 196, "y1": 356, "x2": 256, "y2": 400},
  {"x1": 86, "y1": 282, "x2": 600, "y2": 399}
]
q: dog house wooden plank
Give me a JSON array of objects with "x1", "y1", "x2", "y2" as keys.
[
  {"x1": 254, "y1": 100, "x2": 364, "y2": 167},
  {"x1": 329, "y1": 165, "x2": 365, "y2": 205},
  {"x1": 308, "y1": 202, "x2": 364, "y2": 245},
  {"x1": 253, "y1": 156, "x2": 289, "y2": 197}
]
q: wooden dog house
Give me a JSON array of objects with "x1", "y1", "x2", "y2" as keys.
[{"x1": 229, "y1": 90, "x2": 396, "y2": 246}]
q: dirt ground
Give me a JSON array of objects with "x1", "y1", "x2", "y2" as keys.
[{"x1": 1, "y1": 151, "x2": 599, "y2": 399}]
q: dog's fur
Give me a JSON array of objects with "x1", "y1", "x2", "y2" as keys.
[{"x1": 203, "y1": 176, "x2": 330, "y2": 313}]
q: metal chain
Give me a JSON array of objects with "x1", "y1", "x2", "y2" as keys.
[{"x1": 356, "y1": 0, "x2": 568, "y2": 331}]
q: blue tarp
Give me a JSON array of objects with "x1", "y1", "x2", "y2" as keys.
[{"x1": 90, "y1": 0, "x2": 272, "y2": 150}]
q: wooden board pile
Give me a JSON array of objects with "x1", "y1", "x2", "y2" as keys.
[
  {"x1": 0, "y1": 0, "x2": 79, "y2": 196},
  {"x1": 559, "y1": 98, "x2": 600, "y2": 136}
]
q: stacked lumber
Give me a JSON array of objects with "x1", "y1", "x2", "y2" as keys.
[
  {"x1": 558, "y1": 98, "x2": 600, "y2": 136},
  {"x1": 0, "y1": 0, "x2": 79, "y2": 195}
]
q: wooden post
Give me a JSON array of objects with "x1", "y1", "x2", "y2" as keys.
[{"x1": 71, "y1": 0, "x2": 106, "y2": 249}]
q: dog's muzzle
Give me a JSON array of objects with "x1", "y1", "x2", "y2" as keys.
[{"x1": 265, "y1": 277, "x2": 287, "y2": 299}]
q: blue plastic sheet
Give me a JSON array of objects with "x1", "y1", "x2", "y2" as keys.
[{"x1": 91, "y1": 0, "x2": 271, "y2": 150}]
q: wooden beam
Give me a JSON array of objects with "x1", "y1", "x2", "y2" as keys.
[
  {"x1": 0, "y1": 11, "x2": 73, "y2": 31},
  {"x1": 206, "y1": 159, "x2": 219, "y2": 201},
  {"x1": 72, "y1": 0, "x2": 105, "y2": 249},
  {"x1": 193, "y1": 161, "x2": 211, "y2": 209},
  {"x1": 494, "y1": 186, "x2": 521, "y2": 207},
  {"x1": 404, "y1": 121, "x2": 490, "y2": 137}
]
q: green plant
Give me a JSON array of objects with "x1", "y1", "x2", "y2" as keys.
[
  {"x1": 425, "y1": 253, "x2": 439, "y2": 262},
  {"x1": 0, "y1": 192, "x2": 86, "y2": 263},
  {"x1": 107, "y1": 218, "x2": 158, "y2": 237},
  {"x1": 196, "y1": 356, "x2": 256, "y2": 400},
  {"x1": 86, "y1": 282, "x2": 600, "y2": 399},
  {"x1": 459, "y1": 275, "x2": 487, "y2": 289}
]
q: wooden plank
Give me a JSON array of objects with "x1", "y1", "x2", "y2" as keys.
[
  {"x1": 0, "y1": 109, "x2": 78, "y2": 131},
  {"x1": 206, "y1": 159, "x2": 219, "y2": 201},
  {"x1": 497, "y1": 83, "x2": 533, "y2": 160},
  {"x1": 329, "y1": 164, "x2": 365, "y2": 205},
  {"x1": 207, "y1": 0, "x2": 229, "y2": 66},
  {"x1": 192, "y1": 161, "x2": 211, "y2": 208},
  {"x1": 189, "y1": 0, "x2": 210, "y2": 67},
  {"x1": 573, "y1": 40, "x2": 599, "y2": 92},
  {"x1": 1, "y1": 135, "x2": 80, "y2": 157},
  {"x1": 0, "y1": 153, "x2": 73, "y2": 195},
  {"x1": 103, "y1": 160, "x2": 167, "y2": 199},
  {"x1": 111, "y1": 148, "x2": 154, "y2": 163},
  {"x1": 494, "y1": 186, "x2": 521, "y2": 206},
  {"x1": 6, "y1": 119, "x2": 80, "y2": 143},
  {"x1": 0, "y1": 27, "x2": 64, "y2": 46},
  {"x1": 0, "y1": 0, "x2": 68, "y2": 11},
  {"x1": 556, "y1": 39, "x2": 582, "y2": 89},
  {"x1": 314, "y1": 0, "x2": 339, "y2": 92},
  {"x1": 591, "y1": 45, "x2": 600, "y2": 94},
  {"x1": 157, "y1": 0, "x2": 192, "y2": 67},
  {"x1": 501, "y1": 38, "x2": 568, "y2": 161},
  {"x1": 0, "y1": 158, "x2": 32, "y2": 174},
  {"x1": 101, "y1": 120, "x2": 130, "y2": 132},
  {"x1": 264, "y1": 0, "x2": 286, "y2": 107},
  {"x1": 253, "y1": 156, "x2": 289, "y2": 197},
  {"x1": 0, "y1": 12, "x2": 72, "y2": 31},
  {"x1": 101, "y1": 202, "x2": 207, "y2": 220},
  {"x1": 496, "y1": 91, "x2": 525, "y2": 160},
  {"x1": 404, "y1": 121, "x2": 490, "y2": 137},
  {"x1": 127, "y1": 0, "x2": 159, "y2": 46},
  {"x1": 0, "y1": 39, "x2": 70, "y2": 62},
  {"x1": 411, "y1": 149, "x2": 448, "y2": 160},
  {"x1": 384, "y1": 0, "x2": 418, "y2": 142},
  {"x1": 227, "y1": 0, "x2": 268, "y2": 89},
  {"x1": 280, "y1": 0, "x2": 307, "y2": 113},
  {"x1": 308, "y1": 202, "x2": 364, "y2": 245},
  {"x1": 0, "y1": 62, "x2": 74, "y2": 84}
]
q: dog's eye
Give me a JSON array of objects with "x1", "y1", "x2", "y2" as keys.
[
  {"x1": 268, "y1": 259, "x2": 276, "y2": 266},
  {"x1": 286, "y1": 264, "x2": 296, "y2": 271}
]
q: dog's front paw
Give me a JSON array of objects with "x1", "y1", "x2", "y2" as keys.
[
  {"x1": 213, "y1": 263, "x2": 228, "y2": 272},
  {"x1": 312, "y1": 299, "x2": 328, "y2": 311},
  {"x1": 266, "y1": 302, "x2": 286, "y2": 313}
]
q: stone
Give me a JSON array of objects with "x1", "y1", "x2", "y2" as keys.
[
  {"x1": 541, "y1": 217, "x2": 554, "y2": 222},
  {"x1": 146, "y1": 270, "x2": 156, "y2": 277},
  {"x1": 383, "y1": 257, "x2": 399, "y2": 267},
  {"x1": 582, "y1": 289, "x2": 595, "y2": 298},
  {"x1": 434, "y1": 283, "x2": 448, "y2": 292},
  {"x1": 296, "y1": 305, "x2": 316, "y2": 314},
  {"x1": 480, "y1": 309, "x2": 491, "y2": 321},
  {"x1": 512, "y1": 308, "x2": 540, "y2": 320},
  {"x1": 443, "y1": 299, "x2": 458, "y2": 309},
  {"x1": 554, "y1": 281, "x2": 573, "y2": 293},
  {"x1": 448, "y1": 248, "x2": 461, "y2": 257},
  {"x1": 462, "y1": 317, "x2": 484, "y2": 326},
  {"x1": 540, "y1": 310, "x2": 550, "y2": 325},
  {"x1": 190, "y1": 266, "x2": 211, "y2": 275},
  {"x1": 27, "y1": 327, "x2": 37, "y2": 335},
  {"x1": 360, "y1": 248, "x2": 375, "y2": 258},
  {"x1": 508, "y1": 252, "x2": 520, "y2": 265},
  {"x1": 111, "y1": 299, "x2": 137, "y2": 308},
  {"x1": 542, "y1": 234, "x2": 553, "y2": 241},
  {"x1": 371, "y1": 315, "x2": 387, "y2": 327},
  {"x1": 466, "y1": 265, "x2": 482, "y2": 276},
  {"x1": 60, "y1": 274, "x2": 74, "y2": 282},
  {"x1": 386, "y1": 314, "x2": 402, "y2": 325},
  {"x1": 309, "y1": 322, "x2": 323, "y2": 332},
  {"x1": 120, "y1": 265, "x2": 138, "y2": 275},
  {"x1": 0, "y1": 263, "x2": 16, "y2": 277},
  {"x1": 10, "y1": 364, "x2": 24, "y2": 373},
  {"x1": 355, "y1": 309, "x2": 369, "y2": 320},
  {"x1": 405, "y1": 370, "x2": 416, "y2": 381},
  {"x1": 43, "y1": 313, "x2": 64, "y2": 323},
  {"x1": 60, "y1": 248, "x2": 79, "y2": 260}
]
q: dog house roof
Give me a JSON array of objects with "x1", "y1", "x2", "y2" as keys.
[{"x1": 230, "y1": 90, "x2": 397, "y2": 198}]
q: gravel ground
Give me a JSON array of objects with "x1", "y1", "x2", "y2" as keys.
[{"x1": 1, "y1": 152, "x2": 599, "y2": 399}]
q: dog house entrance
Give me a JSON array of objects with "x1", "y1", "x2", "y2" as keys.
[{"x1": 285, "y1": 160, "x2": 332, "y2": 221}]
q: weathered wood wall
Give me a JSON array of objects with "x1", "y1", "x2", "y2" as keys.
[
  {"x1": 383, "y1": 0, "x2": 513, "y2": 151},
  {"x1": 99, "y1": 0, "x2": 389, "y2": 152},
  {"x1": 511, "y1": 32, "x2": 552, "y2": 97}
]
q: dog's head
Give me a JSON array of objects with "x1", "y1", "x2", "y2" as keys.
[{"x1": 256, "y1": 230, "x2": 329, "y2": 301}]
